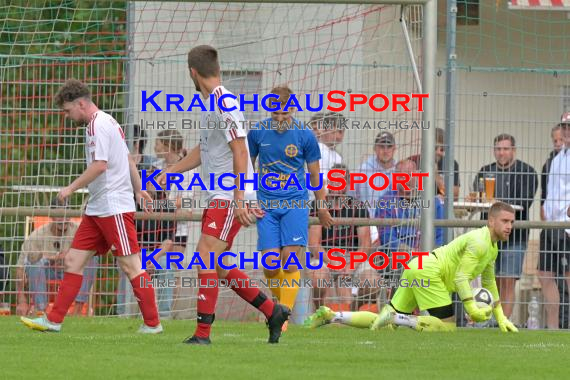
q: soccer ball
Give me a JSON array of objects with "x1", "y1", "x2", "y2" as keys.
[{"x1": 472, "y1": 287, "x2": 494, "y2": 308}]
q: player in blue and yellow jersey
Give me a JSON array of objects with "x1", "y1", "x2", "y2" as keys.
[
  {"x1": 248, "y1": 86, "x2": 333, "y2": 326},
  {"x1": 370, "y1": 201, "x2": 519, "y2": 332}
]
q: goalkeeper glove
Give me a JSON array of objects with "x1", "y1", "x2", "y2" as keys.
[
  {"x1": 493, "y1": 303, "x2": 519, "y2": 333},
  {"x1": 464, "y1": 300, "x2": 492, "y2": 323}
]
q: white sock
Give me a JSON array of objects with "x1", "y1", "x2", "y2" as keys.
[
  {"x1": 394, "y1": 313, "x2": 417, "y2": 329},
  {"x1": 331, "y1": 311, "x2": 353, "y2": 325}
]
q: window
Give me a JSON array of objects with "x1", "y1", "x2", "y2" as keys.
[{"x1": 457, "y1": 0, "x2": 480, "y2": 26}]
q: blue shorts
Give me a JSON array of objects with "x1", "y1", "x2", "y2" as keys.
[
  {"x1": 495, "y1": 242, "x2": 527, "y2": 278},
  {"x1": 257, "y1": 207, "x2": 309, "y2": 250}
]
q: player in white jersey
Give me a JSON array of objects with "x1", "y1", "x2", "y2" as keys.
[
  {"x1": 21, "y1": 79, "x2": 161, "y2": 334},
  {"x1": 198, "y1": 90, "x2": 256, "y2": 202},
  {"x1": 157, "y1": 45, "x2": 289, "y2": 345}
]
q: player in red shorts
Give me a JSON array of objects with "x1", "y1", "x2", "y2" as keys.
[
  {"x1": 158, "y1": 45, "x2": 290, "y2": 344},
  {"x1": 21, "y1": 79, "x2": 161, "y2": 334}
]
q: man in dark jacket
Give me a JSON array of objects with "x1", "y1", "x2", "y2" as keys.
[{"x1": 473, "y1": 133, "x2": 538, "y2": 319}]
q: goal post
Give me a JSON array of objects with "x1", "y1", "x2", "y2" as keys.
[{"x1": 1, "y1": 0, "x2": 437, "y2": 320}]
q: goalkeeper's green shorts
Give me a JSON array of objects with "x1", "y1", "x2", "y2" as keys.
[{"x1": 390, "y1": 254, "x2": 452, "y2": 313}]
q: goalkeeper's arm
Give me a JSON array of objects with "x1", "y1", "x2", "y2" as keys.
[
  {"x1": 455, "y1": 275, "x2": 492, "y2": 323},
  {"x1": 454, "y1": 252, "x2": 492, "y2": 323},
  {"x1": 481, "y1": 262, "x2": 518, "y2": 333}
]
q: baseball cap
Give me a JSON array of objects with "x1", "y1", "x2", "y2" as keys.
[
  {"x1": 561, "y1": 112, "x2": 570, "y2": 125},
  {"x1": 375, "y1": 131, "x2": 395, "y2": 146}
]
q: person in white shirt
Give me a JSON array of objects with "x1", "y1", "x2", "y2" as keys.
[
  {"x1": 148, "y1": 130, "x2": 193, "y2": 318},
  {"x1": 157, "y1": 45, "x2": 289, "y2": 345},
  {"x1": 541, "y1": 114, "x2": 570, "y2": 329},
  {"x1": 21, "y1": 79, "x2": 161, "y2": 334}
]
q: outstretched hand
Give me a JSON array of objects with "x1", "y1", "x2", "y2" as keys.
[{"x1": 497, "y1": 317, "x2": 519, "y2": 333}]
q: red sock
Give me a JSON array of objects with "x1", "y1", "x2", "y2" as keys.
[
  {"x1": 195, "y1": 272, "x2": 219, "y2": 338},
  {"x1": 130, "y1": 272, "x2": 160, "y2": 327},
  {"x1": 48, "y1": 272, "x2": 83, "y2": 323},
  {"x1": 225, "y1": 268, "x2": 274, "y2": 319}
]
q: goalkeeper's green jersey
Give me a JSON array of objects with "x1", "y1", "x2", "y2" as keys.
[{"x1": 432, "y1": 226, "x2": 500, "y2": 302}]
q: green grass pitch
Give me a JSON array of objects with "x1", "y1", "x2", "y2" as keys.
[{"x1": 1, "y1": 316, "x2": 569, "y2": 379}]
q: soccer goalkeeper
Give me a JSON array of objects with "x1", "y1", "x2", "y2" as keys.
[
  {"x1": 306, "y1": 201, "x2": 519, "y2": 332},
  {"x1": 369, "y1": 201, "x2": 518, "y2": 333}
]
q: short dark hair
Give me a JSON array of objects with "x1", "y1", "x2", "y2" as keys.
[
  {"x1": 187, "y1": 45, "x2": 220, "y2": 78},
  {"x1": 493, "y1": 133, "x2": 515, "y2": 147},
  {"x1": 54, "y1": 79, "x2": 91, "y2": 107},
  {"x1": 489, "y1": 201, "x2": 515, "y2": 218}
]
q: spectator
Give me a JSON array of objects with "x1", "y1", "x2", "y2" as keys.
[
  {"x1": 473, "y1": 133, "x2": 538, "y2": 319},
  {"x1": 308, "y1": 112, "x2": 381, "y2": 245},
  {"x1": 375, "y1": 159, "x2": 445, "y2": 278},
  {"x1": 131, "y1": 124, "x2": 160, "y2": 174},
  {"x1": 148, "y1": 130, "x2": 193, "y2": 318},
  {"x1": 16, "y1": 198, "x2": 97, "y2": 316},
  {"x1": 356, "y1": 131, "x2": 397, "y2": 217},
  {"x1": 129, "y1": 124, "x2": 163, "y2": 252},
  {"x1": 376, "y1": 159, "x2": 445, "y2": 249},
  {"x1": 308, "y1": 112, "x2": 345, "y2": 175},
  {"x1": 540, "y1": 112, "x2": 570, "y2": 329},
  {"x1": 131, "y1": 124, "x2": 165, "y2": 250},
  {"x1": 540, "y1": 124, "x2": 564, "y2": 220},
  {"x1": 308, "y1": 163, "x2": 380, "y2": 312},
  {"x1": 409, "y1": 127, "x2": 461, "y2": 200}
]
